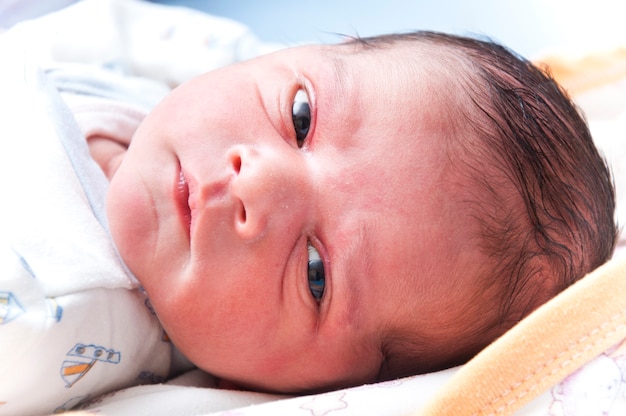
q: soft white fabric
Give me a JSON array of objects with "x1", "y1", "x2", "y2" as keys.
[
  {"x1": 4, "y1": 0, "x2": 283, "y2": 88},
  {"x1": 74, "y1": 369, "x2": 287, "y2": 415},
  {"x1": 0, "y1": 0, "x2": 77, "y2": 29},
  {"x1": 77, "y1": 369, "x2": 456, "y2": 416},
  {"x1": 0, "y1": 36, "x2": 175, "y2": 416}
]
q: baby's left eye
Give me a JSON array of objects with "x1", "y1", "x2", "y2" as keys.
[
  {"x1": 292, "y1": 89, "x2": 311, "y2": 148},
  {"x1": 307, "y1": 242, "x2": 325, "y2": 303}
]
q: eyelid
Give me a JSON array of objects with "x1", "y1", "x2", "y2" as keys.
[{"x1": 284, "y1": 77, "x2": 316, "y2": 148}]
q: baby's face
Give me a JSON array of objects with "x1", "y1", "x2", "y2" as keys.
[{"x1": 107, "y1": 43, "x2": 488, "y2": 391}]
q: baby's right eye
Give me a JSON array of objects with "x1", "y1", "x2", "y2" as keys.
[
  {"x1": 307, "y1": 242, "x2": 325, "y2": 302},
  {"x1": 292, "y1": 89, "x2": 311, "y2": 148}
]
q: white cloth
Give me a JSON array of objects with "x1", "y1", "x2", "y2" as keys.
[
  {"x1": 0, "y1": 35, "x2": 175, "y2": 416},
  {"x1": 0, "y1": 0, "x2": 77, "y2": 29},
  {"x1": 3, "y1": 0, "x2": 283, "y2": 88}
]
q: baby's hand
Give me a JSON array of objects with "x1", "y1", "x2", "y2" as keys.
[{"x1": 87, "y1": 135, "x2": 128, "y2": 181}]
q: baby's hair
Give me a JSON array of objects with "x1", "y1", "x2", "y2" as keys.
[{"x1": 345, "y1": 31, "x2": 617, "y2": 379}]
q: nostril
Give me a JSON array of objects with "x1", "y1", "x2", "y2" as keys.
[
  {"x1": 237, "y1": 201, "x2": 247, "y2": 225},
  {"x1": 232, "y1": 153, "x2": 242, "y2": 174}
]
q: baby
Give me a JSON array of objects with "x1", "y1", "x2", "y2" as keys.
[
  {"x1": 103, "y1": 31, "x2": 617, "y2": 392},
  {"x1": 0, "y1": 28, "x2": 616, "y2": 413}
]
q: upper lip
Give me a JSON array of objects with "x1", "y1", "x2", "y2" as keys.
[{"x1": 175, "y1": 163, "x2": 233, "y2": 244}]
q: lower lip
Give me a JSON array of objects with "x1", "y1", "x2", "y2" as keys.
[{"x1": 175, "y1": 166, "x2": 192, "y2": 238}]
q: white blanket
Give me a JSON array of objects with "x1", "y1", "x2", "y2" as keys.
[{"x1": 0, "y1": 22, "x2": 184, "y2": 415}]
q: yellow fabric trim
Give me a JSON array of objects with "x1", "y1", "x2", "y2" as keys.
[
  {"x1": 418, "y1": 256, "x2": 626, "y2": 416},
  {"x1": 538, "y1": 48, "x2": 626, "y2": 95}
]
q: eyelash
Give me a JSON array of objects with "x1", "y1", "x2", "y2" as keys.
[{"x1": 291, "y1": 88, "x2": 312, "y2": 148}]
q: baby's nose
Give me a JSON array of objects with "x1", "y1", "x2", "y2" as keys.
[
  {"x1": 227, "y1": 146, "x2": 260, "y2": 241},
  {"x1": 227, "y1": 144, "x2": 309, "y2": 242}
]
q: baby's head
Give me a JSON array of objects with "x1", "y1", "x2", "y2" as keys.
[{"x1": 106, "y1": 31, "x2": 616, "y2": 393}]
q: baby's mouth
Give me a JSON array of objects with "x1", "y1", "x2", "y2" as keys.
[{"x1": 176, "y1": 168, "x2": 192, "y2": 239}]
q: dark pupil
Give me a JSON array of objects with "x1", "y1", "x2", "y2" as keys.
[
  {"x1": 292, "y1": 101, "x2": 310, "y2": 143},
  {"x1": 308, "y1": 259, "x2": 325, "y2": 300}
]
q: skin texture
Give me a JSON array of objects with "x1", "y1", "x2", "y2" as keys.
[{"x1": 104, "y1": 43, "x2": 495, "y2": 392}]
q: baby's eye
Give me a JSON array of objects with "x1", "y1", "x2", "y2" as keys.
[
  {"x1": 292, "y1": 89, "x2": 311, "y2": 148},
  {"x1": 307, "y1": 242, "x2": 325, "y2": 302}
]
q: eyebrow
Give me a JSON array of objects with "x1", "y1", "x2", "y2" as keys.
[
  {"x1": 330, "y1": 221, "x2": 372, "y2": 330},
  {"x1": 326, "y1": 51, "x2": 349, "y2": 100}
]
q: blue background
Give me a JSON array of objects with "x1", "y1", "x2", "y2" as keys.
[
  {"x1": 150, "y1": 0, "x2": 626, "y2": 58},
  {"x1": 2, "y1": 1, "x2": 624, "y2": 59}
]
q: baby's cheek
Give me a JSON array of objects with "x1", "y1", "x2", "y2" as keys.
[{"x1": 107, "y1": 169, "x2": 157, "y2": 282}]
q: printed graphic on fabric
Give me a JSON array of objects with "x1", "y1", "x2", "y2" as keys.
[
  {"x1": 0, "y1": 291, "x2": 25, "y2": 324},
  {"x1": 46, "y1": 297, "x2": 63, "y2": 322},
  {"x1": 61, "y1": 343, "x2": 121, "y2": 387},
  {"x1": 12, "y1": 249, "x2": 36, "y2": 278},
  {"x1": 300, "y1": 392, "x2": 349, "y2": 416},
  {"x1": 549, "y1": 338, "x2": 626, "y2": 415}
]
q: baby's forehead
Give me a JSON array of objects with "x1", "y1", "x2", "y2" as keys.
[
  {"x1": 331, "y1": 35, "x2": 461, "y2": 62},
  {"x1": 335, "y1": 40, "x2": 474, "y2": 94}
]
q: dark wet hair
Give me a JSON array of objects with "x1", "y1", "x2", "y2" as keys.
[{"x1": 346, "y1": 31, "x2": 617, "y2": 379}]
